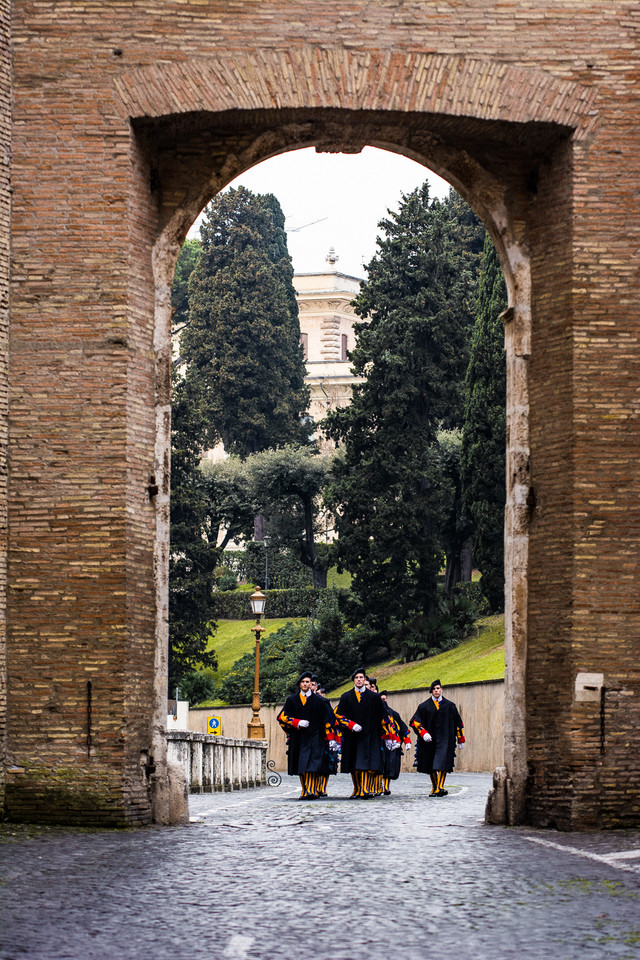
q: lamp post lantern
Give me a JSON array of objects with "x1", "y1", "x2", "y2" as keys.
[{"x1": 247, "y1": 587, "x2": 267, "y2": 739}]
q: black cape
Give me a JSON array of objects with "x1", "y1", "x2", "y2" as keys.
[
  {"x1": 335, "y1": 687, "x2": 387, "y2": 773},
  {"x1": 410, "y1": 696, "x2": 463, "y2": 774},
  {"x1": 278, "y1": 691, "x2": 334, "y2": 776},
  {"x1": 382, "y1": 703, "x2": 409, "y2": 781}
]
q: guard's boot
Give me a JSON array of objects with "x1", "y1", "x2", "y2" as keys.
[
  {"x1": 435, "y1": 771, "x2": 448, "y2": 796},
  {"x1": 350, "y1": 772, "x2": 361, "y2": 798}
]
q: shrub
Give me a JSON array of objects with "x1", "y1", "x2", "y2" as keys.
[
  {"x1": 243, "y1": 540, "x2": 312, "y2": 590},
  {"x1": 218, "y1": 620, "x2": 309, "y2": 704},
  {"x1": 217, "y1": 590, "x2": 362, "y2": 704},
  {"x1": 295, "y1": 589, "x2": 363, "y2": 691},
  {"x1": 394, "y1": 584, "x2": 483, "y2": 662},
  {"x1": 214, "y1": 565, "x2": 239, "y2": 591},
  {"x1": 210, "y1": 586, "x2": 350, "y2": 620},
  {"x1": 178, "y1": 668, "x2": 217, "y2": 706}
]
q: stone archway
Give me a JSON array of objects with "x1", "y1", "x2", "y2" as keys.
[
  {"x1": 6, "y1": 32, "x2": 638, "y2": 830},
  {"x1": 118, "y1": 49, "x2": 594, "y2": 827}
]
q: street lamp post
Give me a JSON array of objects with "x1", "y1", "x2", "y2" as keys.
[{"x1": 247, "y1": 586, "x2": 266, "y2": 740}]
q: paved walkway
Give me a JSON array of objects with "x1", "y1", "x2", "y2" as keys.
[{"x1": 1, "y1": 772, "x2": 640, "y2": 960}]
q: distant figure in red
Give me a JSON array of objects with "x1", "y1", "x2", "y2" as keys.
[{"x1": 410, "y1": 679, "x2": 465, "y2": 797}]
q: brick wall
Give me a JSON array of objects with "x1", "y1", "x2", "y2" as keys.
[
  {"x1": 3, "y1": 1, "x2": 639, "y2": 827},
  {"x1": 0, "y1": 0, "x2": 9, "y2": 814}
]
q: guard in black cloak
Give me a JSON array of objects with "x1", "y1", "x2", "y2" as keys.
[
  {"x1": 334, "y1": 668, "x2": 391, "y2": 798},
  {"x1": 315, "y1": 681, "x2": 340, "y2": 796},
  {"x1": 380, "y1": 691, "x2": 412, "y2": 795},
  {"x1": 278, "y1": 671, "x2": 338, "y2": 799},
  {"x1": 410, "y1": 679, "x2": 465, "y2": 796}
]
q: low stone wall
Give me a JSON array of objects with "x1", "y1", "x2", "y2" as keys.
[
  {"x1": 189, "y1": 679, "x2": 504, "y2": 774},
  {"x1": 166, "y1": 732, "x2": 267, "y2": 793}
]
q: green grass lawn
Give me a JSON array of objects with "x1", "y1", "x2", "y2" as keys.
[
  {"x1": 328, "y1": 614, "x2": 504, "y2": 697},
  {"x1": 326, "y1": 566, "x2": 352, "y2": 589},
  {"x1": 202, "y1": 605, "x2": 503, "y2": 705},
  {"x1": 206, "y1": 617, "x2": 301, "y2": 682}
]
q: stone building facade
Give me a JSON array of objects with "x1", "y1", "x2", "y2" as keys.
[
  {"x1": 295, "y1": 266, "x2": 363, "y2": 450},
  {"x1": 1, "y1": 2, "x2": 639, "y2": 831}
]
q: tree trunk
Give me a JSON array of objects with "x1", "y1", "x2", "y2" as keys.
[
  {"x1": 313, "y1": 565, "x2": 328, "y2": 590},
  {"x1": 445, "y1": 537, "x2": 474, "y2": 594},
  {"x1": 460, "y1": 537, "x2": 473, "y2": 582},
  {"x1": 253, "y1": 513, "x2": 265, "y2": 541},
  {"x1": 444, "y1": 551, "x2": 461, "y2": 595}
]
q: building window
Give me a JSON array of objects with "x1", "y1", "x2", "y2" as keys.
[
  {"x1": 341, "y1": 333, "x2": 348, "y2": 361},
  {"x1": 300, "y1": 332, "x2": 309, "y2": 360}
]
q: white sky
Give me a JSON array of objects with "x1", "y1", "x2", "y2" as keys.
[{"x1": 187, "y1": 146, "x2": 451, "y2": 279}]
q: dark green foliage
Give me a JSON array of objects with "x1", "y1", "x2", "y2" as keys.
[
  {"x1": 217, "y1": 591, "x2": 361, "y2": 703},
  {"x1": 438, "y1": 429, "x2": 474, "y2": 593},
  {"x1": 214, "y1": 567, "x2": 239, "y2": 591},
  {"x1": 218, "y1": 620, "x2": 308, "y2": 704},
  {"x1": 209, "y1": 585, "x2": 350, "y2": 620},
  {"x1": 169, "y1": 379, "x2": 257, "y2": 688},
  {"x1": 242, "y1": 540, "x2": 312, "y2": 590},
  {"x1": 395, "y1": 584, "x2": 482, "y2": 663},
  {"x1": 171, "y1": 238, "x2": 201, "y2": 335},
  {"x1": 169, "y1": 373, "x2": 219, "y2": 688},
  {"x1": 462, "y1": 234, "x2": 507, "y2": 611},
  {"x1": 169, "y1": 189, "x2": 311, "y2": 688},
  {"x1": 178, "y1": 668, "x2": 217, "y2": 707},
  {"x1": 453, "y1": 579, "x2": 490, "y2": 616},
  {"x1": 247, "y1": 445, "x2": 335, "y2": 588},
  {"x1": 181, "y1": 187, "x2": 310, "y2": 457},
  {"x1": 324, "y1": 185, "x2": 484, "y2": 649},
  {"x1": 295, "y1": 590, "x2": 363, "y2": 691},
  {"x1": 220, "y1": 542, "x2": 315, "y2": 589}
]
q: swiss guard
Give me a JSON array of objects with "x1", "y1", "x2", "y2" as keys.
[
  {"x1": 277, "y1": 671, "x2": 339, "y2": 799},
  {"x1": 334, "y1": 667, "x2": 393, "y2": 798},
  {"x1": 410, "y1": 679, "x2": 465, "y2": 796},
  {"x1": 380, "y1": 690, "x2": 412, "y2": 795}
]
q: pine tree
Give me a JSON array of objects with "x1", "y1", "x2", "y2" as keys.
[
  {"x1": 324, "y1": 184, "x2": 483, "y2": 648},
  {"x1": 461, "y1": 233, "x2": 507, "y2": 611},
  {"x1": 181, "y1": 187, "x2": 309, "y2": 457}
]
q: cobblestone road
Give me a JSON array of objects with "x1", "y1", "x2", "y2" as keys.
[{"x1": 1, "y1": 772, "x2": 640, "y2": 960}]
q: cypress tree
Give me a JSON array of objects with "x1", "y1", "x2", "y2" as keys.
[
  {"x1": 324, "y1": 185, "x2": 482, "y2": 648},
  {"x1": 181, "y1": 186, "x2": 309, "y2": 457},
  {"x1": 461, "y1": 233, "x2": 507, "y2": 611}
]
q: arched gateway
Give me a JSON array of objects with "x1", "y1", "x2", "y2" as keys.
[{"x1": 2, "y1": 7, "x2": 639, "y2": 830}]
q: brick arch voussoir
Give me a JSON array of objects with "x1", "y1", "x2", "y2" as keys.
[
  {"x1": 114, "y1": 47, "x2": 597, "y2": 138},
  {"x1": 120, "y1": 47, "x2": 595, "y2": 310}
]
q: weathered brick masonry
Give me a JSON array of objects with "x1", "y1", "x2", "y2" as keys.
[
  {"x1": 2, "y1": 2, "x2": 639, "y2": 828},
  {"x1": 0, "y1": 0, "x2": 8, "y2": 817}
]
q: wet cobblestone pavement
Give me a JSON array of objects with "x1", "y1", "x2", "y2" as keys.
[{"x1": 1, "y1": 772, "x2": 640, "y2": 960}]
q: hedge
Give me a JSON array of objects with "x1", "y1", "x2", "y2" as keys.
[
  {"x1": 221, "y1": 544, "x2": 312, "y2": 589},
  {"x1": 210, "y1": 586, "x2": 350, "y2": 620}
]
